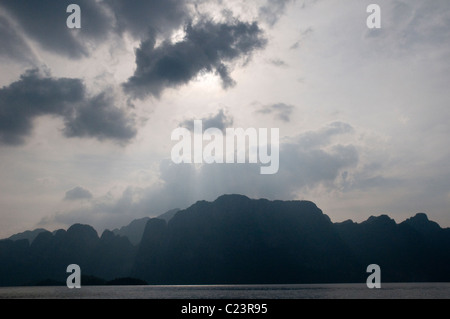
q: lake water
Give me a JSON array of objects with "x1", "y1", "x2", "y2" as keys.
[{"x1": 0, "y1": 283, "x2": 449, "y2": 299}]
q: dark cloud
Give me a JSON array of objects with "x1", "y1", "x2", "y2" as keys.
[
  {"x1": 0, "y1": 69, "x2": 85, "y2": 145},
  {"x1": 64, "y1": 186, "x2": 93, "y2": 201},
  {"x1": 0, "y1": 0, "x2": 194, "y2": 61},
  {"x1": 123, "y1": 19, "x2": 267, "y2": 99},
  {"x1": 0, "y1": 16, "x2": 35, "y2": 63},
  {"x1": 63, "y1": 92, "x2": 137, "y2": 142},
  {"x1": 106, "y1": 0, "x2": 189, "y2": 39},
  {"x1": 0, "y1": 0, "x2": 112, "y2": 58},
  {"x1": 0, "y1": 69, "x2": 136, "y2": 145},
  {"x1": 257, "y1": 103, "x2": 295, "y2": 122},
  {"x1": 181, "y1": 109, "x2": 234, "y2": 132}
]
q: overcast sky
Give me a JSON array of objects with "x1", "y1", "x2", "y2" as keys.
[{"x1": 0, "y1": 0, "x2": 449, "y2": 238}]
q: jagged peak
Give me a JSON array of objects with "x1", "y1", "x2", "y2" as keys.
[
  {"x1": 409, "y1": 213, "x2": 430, "y2": 222},
  {"x1": 67, "y1": 223, "x2": 99, "y2": 239},
  {"x1": 100, "y1": 229, "x2": 115, "y2": 241},
  {"x1": 402, "y1": 212, "x2": 441, "y2": 233},
  {"x1": 214, "y1": 194, "x2": 252, "y2": 203},
  {"x1": 363, "y1": 214, "x2": 396, "y2": 226},
  {"x1": 335, "y1": 219, "x2": 355, "y2": 226}
]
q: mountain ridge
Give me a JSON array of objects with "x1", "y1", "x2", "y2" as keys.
[{"x1": 1, "y1": 194, "x2": 449, "y2": 286}]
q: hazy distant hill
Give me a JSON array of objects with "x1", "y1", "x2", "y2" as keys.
[
  {"x1": 8, "y1": 228, "x2": 48, "y2": 244},
  {"x1": 5, "y1": 210, "x2": 180, "y2": 248},
  {"x1": 0, "y1": 224, "x2": 136, "y2": 286},
  {"x1": 112, "y1": 209, "x2": 180, "y2": 245},
  {"x1": 112, "y1": 217, "x2": 150, "y2": 246},
  {"x1": 157, "y1": 208, "x2": 180, "y2": 223},
  {"x1": 1, "y1": 195, "x2": 449, "y2": 286}
]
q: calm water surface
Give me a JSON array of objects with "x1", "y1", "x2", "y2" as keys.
[{"x1": 0, "y1": 283, "x2": 449, "y2": 299}]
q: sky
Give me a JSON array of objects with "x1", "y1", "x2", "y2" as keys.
[{"x1": 0, "y1": 0, "x2": 449, "y2": 238}]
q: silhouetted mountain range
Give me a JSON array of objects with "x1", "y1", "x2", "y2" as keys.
[{"x1": 1, "y1": 195, "x2": 449, "y2": 286}]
